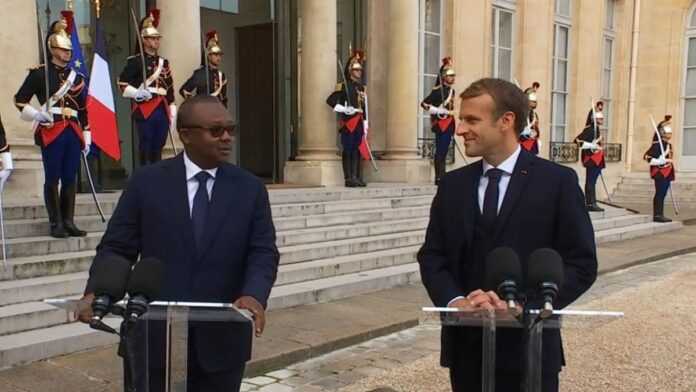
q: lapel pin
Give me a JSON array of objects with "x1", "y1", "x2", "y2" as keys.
[{"x1": 521, "y1": 169, "x2": 528, "y2": 175}]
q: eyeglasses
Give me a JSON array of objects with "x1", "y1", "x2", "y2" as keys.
[{"x1": 182, "y1": 126, "x2": 235, "y2": 138}]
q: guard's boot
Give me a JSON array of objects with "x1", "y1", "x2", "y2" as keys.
[
  {"x1": 653, "y1": 197, "x2": 672, "y2": 223},
  {"x1": 353, "y1": 151, "x2": 366, "y2": 187},
  {"x1": 586, "y1": 184, "x2": 604, "y2": 212},
  {"x1": 434, "y1": 158, "x2": 446, "y2": 186},
  {"x1": 342, "y1": 151, "x2": 356, "y2": 187},
  {"x1": 149, "y1": 150, "x2": 162, "y2": 164},
  {"x1": 139, "y1": 150, "x2": 148, "y2": 166},
  {"x1": 60, "y1": 183, "x2": 87, "y2": 237},
  {"x1": 44, "y1": 184, "x2": 68, "y2": 238}
]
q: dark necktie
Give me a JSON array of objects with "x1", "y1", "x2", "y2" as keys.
[
  {"x1": 192, "y1": 171, "x2": 211, "y2": 250},
  {"x1": 482, "y1": 168, "x2": 504, "y2": 227}
]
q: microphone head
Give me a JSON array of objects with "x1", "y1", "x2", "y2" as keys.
[
  {"x1": 126, "y1": 257, "x2": 164, "y2": 300},
  {"x1": 526, "y1": 248, "x2": 564, "y2": 290},
  {"x1": 485, "y1": 247, "x2": 522, "y2": 290},
  {"x1": 90, "y1": 254, "x2": 132, "y2": 300}
]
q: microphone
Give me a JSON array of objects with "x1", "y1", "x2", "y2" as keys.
[
  {"x1": 485, "y1": 247, "x2": 522, "y2": 315},
  {"x1": 89, "y1": 254, "x2": 132, "y2": 333},
  {"x1": 125, "y1": 257, "x2": 164, "y2": 322},
  {"x1": 526, "y1": 248, "x2": 564, "y2": 319}
]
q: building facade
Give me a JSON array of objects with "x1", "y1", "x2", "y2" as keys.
[{"x1": 1, "y1": 0, "x2": 694, "y2": 199}]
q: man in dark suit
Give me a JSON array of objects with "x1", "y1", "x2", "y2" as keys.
[
  {"x1": 79, "y1": 95, "x2": 279, "y2": 391},
  {"x1": 417, "y1": 78, "x2": 597, "y2": 392}
]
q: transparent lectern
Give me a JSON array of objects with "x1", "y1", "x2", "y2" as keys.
[
  {"x1": 421, "y1": 307, "x2": 623, "y2": 392},
  {"x1": 45, "y1": 299, "x2": 253, "y2": 392}
]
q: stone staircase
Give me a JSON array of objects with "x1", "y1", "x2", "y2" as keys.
[
  {"x1": 0, "y1": 183, "x2": 683, "y2": 369},
  {"x1": 611, "y1": 171, "x2": 696, "y2": 206}
]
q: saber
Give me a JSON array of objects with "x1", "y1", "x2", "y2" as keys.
[
  {"x1": 129, "y1": 8, "x2": 148, "y2": 92},
  {"x1": 36, "y1": 7, "x2": 54, "y2": 129},
  {"x1": 453, "y1": 138, "x2": 469, "y2": 165},
  {"x1": 599, "y1": 172, "x2": 612, "y2": 203},
  {"x1": 202, "y1": 34, "x2": 210, "y2": 95},
  {"x1": 590, "y1": 98, "x2": 612, "y2": 202},
  {"x1": 649, "y1": 115, "x2": 680, "y2": 215},
  {"x1": 0, "y1": 187, "x2": 7, "y2": 267},
  {"x1": 362, "y1": 90, "x2": 379, "y2": 172},
  {"x1": 81, "y1": 152, "x2": 106, "y2": 223}
]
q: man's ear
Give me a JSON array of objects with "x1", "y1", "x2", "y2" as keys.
[
  {"x1": 178, "y1": 129, "x2": 191, "y2": 146},
  {"x1": 500, "y1": 111, "x2": 516, "y2": 134}
]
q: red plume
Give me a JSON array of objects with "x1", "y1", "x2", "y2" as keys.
[
  {"x1": 206, "y1": 30, "x2": 218, "y2": 44},
  {"x1": 532, "y1": 81, "x2": 540, "y2": 88},
  {"x1": 60, "y1": 10, "x2": 75, "y2": 34},
  {"x1": 442, "y1": 57, "x2": 453, "y2": 66},
  {"x1": 149, "y1": 9, "x2": 160, "y2": 27},
  {"x1": 351, "y1": 48, "x2": 365, "y2": 62}
]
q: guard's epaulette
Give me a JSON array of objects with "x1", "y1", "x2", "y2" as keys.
[
  {"x1": 431, "y1": 84, "x2": 441, "y2": 91},
  {"x1": 335, "y1": 82, "x2": 344, "y2": 92},
  {"x1": 28, "y1": 64, "x2": 45, "y2": 71},
  {"x1": 126, "y1": 54, "x2": 139, "y2": 60}
]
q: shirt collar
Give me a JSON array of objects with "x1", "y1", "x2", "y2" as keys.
[
  {"x1": 482, "y1": 145, "x2": 522, "y2": 176},
  {"x1": 183, "y1": 152, "x2": 218, "y2": 182}
]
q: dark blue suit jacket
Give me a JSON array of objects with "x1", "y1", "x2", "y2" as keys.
[
  {"x1": 417, "y1": 150, "x2": 598, "y2": 373},
  {"x1": 87, "y1": 154, "x2": 279, "y2": 371}
]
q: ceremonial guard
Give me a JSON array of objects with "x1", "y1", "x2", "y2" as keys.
[
  {"x1": 118, "y1": 9, "x2": 175, "y2": 166},
  {"x1": 574, "y1": 108, "x2": 605, "y2": 212},
  {"x1": 644, "y1": 115, "x2": 675, "y2": 223},
  {"x1": 180, "y1": 30, "x2": 228, "y2": 107},
  {"x1": 586, "y1": 100, "x2": 604, "y2": 126},
  {"x1": 14, "y1": 17, "x2": 89, "y2": 238},
  {"x1": 326, "y1": 49, "x2": 367, "y2": 187},
  {"x1": 420, "y1": 57, "x2": 456, "y2": 185},
  {"x1": 0, "y1": 115, "x2": 12, "y2": 189},
  {"x1": 519, "y1": 82, "x2": 540, "y2": 155}
]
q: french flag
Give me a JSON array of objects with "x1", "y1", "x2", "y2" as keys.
[{"x1": 86, "y1": 18, "x2": 120, "y2": 160}]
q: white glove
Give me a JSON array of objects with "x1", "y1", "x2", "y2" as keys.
[
  {"x1": 0, "y1": 152, "x2": 12, "y2": 189},
  {"x1": 520, "y1": 126, "x2": 532, "y2": 138},
  {"x1": 581, "y1": 141, "x2": 598, "y2": 151},
  {"x1": 537, "y1": 139, "x2": 543, "y2": 150},
  {"x1": 428, "y1": 106, "x2": 440, "y2": 115},
  {"x1": 82, "y1": 131, "x2": 92, "y2": 154},
  {"x1": 650, "y1": 157, "x2": 667, "y2": 166},
  {"x1": 169, "y1": 104, "x2": 177, "y2": 129},
  {"x1": 20, "y1": 105, "x2": 52, "y2": 123},
  {"x1": 123, "y1": 85, "x2": 152, "y2": 102},
  {"x1": 363, "y1": 120, "x2": 369, "y2": 131}
]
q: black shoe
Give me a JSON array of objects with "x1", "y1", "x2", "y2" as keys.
[
  {"x1": 355, "y1": 178, "x2": 367, "y2": 187},
  {"x1": 587, "y1": 204, "x2": 604, "y2": 212},
  {"x1": 345, "y1": 179, "x2": 359, "y2": 187},
  {"x1": 653, "y1": 215, "x2": 672, "y2": 223},
  {"x1": 60, "y1": 183, "x2": 87, "y2": 237}
]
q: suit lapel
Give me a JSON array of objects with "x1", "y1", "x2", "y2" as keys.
[
  {"x1": 165, "y1": 155, "x2": 197, "y2": 255},
  {"x1": 492, "y1": 150, "x2": 534, "y2": 241},
  {"x1": 197, "y1": 164, "x2": 238, "y2": 262}
]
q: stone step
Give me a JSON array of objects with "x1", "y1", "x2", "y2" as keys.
[
  {"x1": 0, "y1": 318, "x2": 120, "y2": 369},
  {"x1": 2, "y1": 216, "x2": 109, "y2": 239},
  {"x1": 278, "y1": 230, "x2": 426, "y2": 265},
  {"x1": 0, "y1": 251, "x2": 95, "y2": 282},
  {"x1": 0, "y1": 272, "x2": 87, "y2": 307},
  {"x1": 1, "y1": 198, "x2": 119, "y2": 221},
  {"x1": 275, "y1": 246, "x2": 419, "y2": 286},
  {"x1": 268, "y1": 184, "x2": 436, "y2": 205},
  {"x1": 595, "y1": 221, "x2": 683, "y2": 244},
  {"x1": 615, "y1": 182, "x2": 696, "y2": 191},
  {"x1": 0, "y1": 301, "x2": 70, "y2": 336},
  {"x1": 589, "y1": 206, "x2": 631, "y2": 220},
  {"x1": 4, "y1": 232, "x2": 102, "y2": 259},
  {"x1": 270, "y1": 195, "x2": 434, "y2": 219},
  {"x1": 276, "y1": 218, "x2": 429, "y2": 247},
  {"x1": 273, "y1": 205, "x2": 430, "y2": 232},
  {"x1": 591, "y1": 214, "x2": 651, "y2": 231}
]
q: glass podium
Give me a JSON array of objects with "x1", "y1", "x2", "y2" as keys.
[
  {"x1": 45, "y1": 299, "x2": 253, "y2": 392},
  {"x1": 421, "y1": 307, "x2": 624, "y2": 392}
]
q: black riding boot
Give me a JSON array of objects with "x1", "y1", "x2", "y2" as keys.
[
  {"x1": 61, "y1": 183, "x2": 87, "y2": 237},
  {"x1": 653, "y1": 196, "x2": 672, "y2": 223},
  {"x1": 139, "y1": 150, "x2": 148, "y2": 166},
  {"x1": 353, "y1": 151, "x2": 366, "y2": 187},
  {"x1": 342, "y1": 151, "x2": 356, "y2": 187},
  {"x1": 44, "y1": 184, "x2": 68, "y2": 238},
  {"x1": 149, "y1": 150, "x2": 162, "y2": 164},
  {"x1": 434, "y1": 158, "x2": 446, "y2": 185},
  {"x1": 586, "y1": 183, "x2": 603, "y2": 212}
]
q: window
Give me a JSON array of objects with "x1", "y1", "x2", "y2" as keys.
[
  {"x1": 555, "y1": 0, "x2": 571, "y2": 18},
  {"x1": 418, "y1": 0, "x2": 443, "y2": 138},
  {"x1": 682, "y1": 6, "x2": 696, "y2": 163},
  {"x1": 601, "y1": 0, "x2": 616, "y2": 141},
  {"x1": 490, "y1": 4, "x2": 514, "y2": 81},
  {"x1": 201, "y1": 0, "x2": 239, "y2": 14},
  {"x1": 551, "y1": 23, "x2": 570, "y2": 141}
]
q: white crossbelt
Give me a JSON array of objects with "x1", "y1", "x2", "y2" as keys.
[{"x1": 48, "y1": 107, "x2": 78, "y2": 118}]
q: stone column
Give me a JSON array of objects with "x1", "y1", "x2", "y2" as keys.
[
  {"x1": 158, "y1": 0, "x2": 201, "y2": 156},
  {"x1": 0, "y1": 1, "x2": 44, "y2": 200},
  {"x1": 365, "y1": 0, "x2": 430, "y2": 183},
  {"x1": 382, "y1": 0, "x2": 420, "y2": 160},
  {"x1": 284, "y1": 0, "x2": 342, "y2": 185}
]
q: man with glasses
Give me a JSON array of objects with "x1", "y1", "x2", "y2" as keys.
[{"x1": 79, "y1": 95, "x2": 279, "y2": 391}]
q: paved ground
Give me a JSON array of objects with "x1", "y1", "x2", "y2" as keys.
[
  {"x1": 0, "y1": 225, "x2": 695, "y2": 391},
  {"x1": 253, "y1": 253, "x2": 696, "y2": 392}
]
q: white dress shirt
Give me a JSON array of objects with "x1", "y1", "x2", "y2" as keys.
[
  {"x1": 448, "y1": 145, "x2": 522, "y2": 307},
  {"x1": 477, "y1": 145, "x2": 522, "y2": 213},
  {"x1": 184, "y1": 152, "x2": 217, "y2": 217}
]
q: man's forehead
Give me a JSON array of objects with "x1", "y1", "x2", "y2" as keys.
[
  {"x1": 190, "y1": 102, "x2": 234, "y2": 125},
  {"x1": 460, "y1": 94, "x2": 494, "y2": 113}
]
